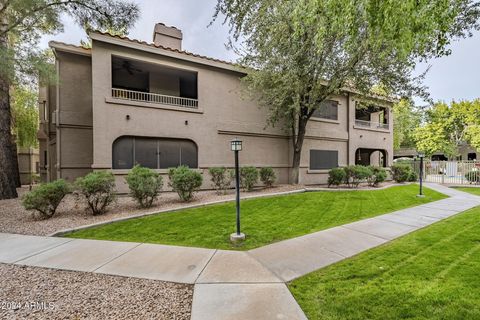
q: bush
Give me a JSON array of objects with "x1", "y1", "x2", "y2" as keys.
[
  {"x1": 259, "y1": 167, "x2": 276, "y2": 188},
  {"x1": 240, "y1": 166, "x2": 259, "y2": 191},
  {"x1": 328, "y1": 168, "x2": 346, "y2": 187},
  {"x1": 391, "y1": 164, "x2": 413, "y2": 183},
  {"x1": 75, "y1": 171, "x2": 116, "y2": 215},
  {"x1": 168, "y1": 166, "x2": 203, "y2": 201},
  {"x1": 209, "y1": 167, "x2": 233, "y2": 194},
  {"x1": 408, "y1": 171, "x2": 418, "y2": 182},
  {"x1": 367, "y1": 166, "x2": 387, "y2": 187},
  {"x1": 344, "y1": 165, "x2": 372, "y2": 188},
  {"x1": 22, "y1": 179, "x2": 70, "y2": 219},
  {"x1": 126, "y1": 165, "x2": 163, "y2": 208},
  {"x1": 465, "y1": 170, "x2": 480, "y2": 184}
]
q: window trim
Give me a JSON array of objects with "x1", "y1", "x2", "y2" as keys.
[
  {"x1": 112, "y1": 136, "x2": 198, "y2": 170},
  {"x1": 309, "y1": 149, "x2": 339, "y2": 170},
  {"x1": 311, "y1": 100, "x2": 339, "y2": 121}
]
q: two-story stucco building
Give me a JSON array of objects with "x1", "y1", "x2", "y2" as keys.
[{"x1": 38, "y1": 23, "x2": 394, "y2": 191}]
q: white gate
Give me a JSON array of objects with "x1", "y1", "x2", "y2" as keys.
[{"x1": 409, "y1": 160, "x2": 480, "y2": 185}]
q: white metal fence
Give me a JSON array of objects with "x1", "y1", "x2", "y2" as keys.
[
  {"x1": 408, "y1": 160, "x2": 480, "y2": 185},
  {"x1": 112, "y1": 88, "x2": 199, "y2": 109}
]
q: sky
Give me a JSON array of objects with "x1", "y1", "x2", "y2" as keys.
[{"x1": 40, "y1": 0, "x2": 480, "y2": 106}]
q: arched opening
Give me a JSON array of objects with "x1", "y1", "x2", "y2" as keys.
[
  {"x1": 112, "y1": 136, "x2": 198, "y2": 169},
  {"x1": 355, "y1": 148, "x2": 388, "y2": 167}
]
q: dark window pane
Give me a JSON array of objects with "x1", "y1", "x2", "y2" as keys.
[
  {"x1": 134, "y1": 138, "x2": 158, "y2": 169},
  {"x1": 312, "y1": 100, "x2": 338, "y2": 120},
  {"x1": 113, "y1": 137, "x2": 134, "y2": 169},
  {"x1": 180, "y1": 141, "x2": 198, "y2": 168},
  {"x1": 159, "y1": 140, "x2": 181, "y2": 169},
  {"x1": 310, "y1": 150, "x2": 338, "y2": 170}
]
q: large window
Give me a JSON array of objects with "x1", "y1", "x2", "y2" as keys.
[
  {"x1": 312, "y1": 100, "x2": 338, "y2": 121},
  {"x1": 310, "y1": 150, "x2": 338, "y2": 170},
  {"x1": 113, "y1": 136, "x2": 198, "y2": 169}
]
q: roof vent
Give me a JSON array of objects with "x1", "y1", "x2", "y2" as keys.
[{"x1": 153, "y1": 23, "x2": 183, "y2": 50}]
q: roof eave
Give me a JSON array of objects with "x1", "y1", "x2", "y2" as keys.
[{"x1": 89, "y1": 32, "x2": 245, "y2": 74}]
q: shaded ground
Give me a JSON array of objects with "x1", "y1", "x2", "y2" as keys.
[
  {"x1": 0, "y1": 263, "x2": 192, "y2": 320},
  {"x1": 66, "y1": 184, "x2": 446, "y2": 250},
  {"x1": 289, "y1": 205, "x2": 480, "y2": 320}
]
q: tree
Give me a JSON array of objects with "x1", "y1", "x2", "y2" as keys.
[
  {"x1": 414, "y1": 99, "x2": 480, "y2": 158},
  {"x1": 11, "y1": 86, "x2": 38, "y2": 148},
  {"x1": 0, "y1": 0, "x2": 140, "y2": 199},
  {"x1": 393, "y1": 98, "x2": 422, "y2": 150},
  {"x1": 214, "y1": 0, "x2": 480, "y2": 183}
]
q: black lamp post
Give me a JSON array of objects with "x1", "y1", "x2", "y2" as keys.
[
  {"x1": 230, "y1": 138, "x2": 245, "y2": 242},
  {"x1": 417, "y1": 151, "x2": 425, "y2": 197}
]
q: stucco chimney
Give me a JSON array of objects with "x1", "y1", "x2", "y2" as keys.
[{"x1": 153, "y1": 23, "x2": 183, "y2": 50}]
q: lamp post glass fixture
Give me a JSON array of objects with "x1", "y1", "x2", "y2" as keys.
[
  {"x1": 417, "y1": 151, "x2": 425, "y2": 197},
  {"x1": 230, "y1": 138, "x2": 245, "y2": 242}
]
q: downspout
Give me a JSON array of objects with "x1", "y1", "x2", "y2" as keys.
[{"x1": 55, "y1": 55, "x2": 61, "y2": 180}]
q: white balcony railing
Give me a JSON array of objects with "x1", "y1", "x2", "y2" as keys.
[
  {"x1": 355, "y1": 119, "x2": 389, "y2": 130},
  {"x1": 112, "y1": 88, "x2": 199, "y2": 109}
]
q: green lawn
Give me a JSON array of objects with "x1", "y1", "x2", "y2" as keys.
[
  {"x1": 289, "y1": 206, "x2": 480, "y2": 320},
  {"x1": 453, "y1": 186, "x2": 480, "y2": 196},
  {"x1": 65, "y1": 184, "x2": 446, "y2": 250}
]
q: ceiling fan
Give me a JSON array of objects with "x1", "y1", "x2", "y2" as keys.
[{"x1": 113, "y1": 60, "x2": 143, "y2": 75}]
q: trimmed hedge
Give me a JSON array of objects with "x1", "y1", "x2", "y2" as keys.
[
  {"x1": 328, "y1": 168, "x2": 346, "y2": 187},
  {"x1": 126, "y1": 165, "x2": 163, "y2": 208},
  {"x1": 328, "y1": 165, "x2": 388, "y2": 188},
  {"x1": 22, "y1": 179, "x2": 70, "y2": 219},
  {"x1": 240, "y1": 166, "x2": 259, "y2": 191},
  {"x1": 391, "y1": 164, "x2": 413, "y2": 183},
  {"x1": 259, "y1": 167, "x2": 276, "y2": 188},
  {"x1": 75, "y1": 171, "x2": 117, "y2": 215},
  {"x1": 168, "y1": 166, "x2": 203, "y2": 201},
  {"x1": 209, "y1": 167, "x2": 233, "y2": 194}
]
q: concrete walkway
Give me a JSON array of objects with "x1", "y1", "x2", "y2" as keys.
[{"x1": 1, "y1": 183, "x2": 479, "y2": 319}]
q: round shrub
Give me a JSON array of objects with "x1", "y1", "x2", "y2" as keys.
[
  {"x1": 22, "y1": 179, "x2": 70, "y2": 219},
  {"x1": 126, "y1": 165, "x2": 163, "y2": 208},
  {"x1": 328, "y1": 168, "x2": 346, "y2": 187},
  {"x1": 75, "y1": 171, "x2": 116, "y2": 215},
  {"x1": 168, "y1": 166, "x2": 203, "y2": 201},
  {"x1": 209, "y1": 167, "x2": 233, "y2": 194},
  {"x1": 408, "y1": 171, "x2": 419, "y2": 182},
  {"x1": 391, "y1": 164, "x2": 412, "y2": 183},
  {"x1": 259, "y1": 167, "x2": 276, "y2": 188},
  {"x1": 465, "y1": 170, "x2": 480, "y2": 184},
  {"x1": 240, "y1": 166, "x2": 259, "y2": 191},
  {"x1": 368, "y1": 166, "x2": 387, "y2": 187},
  {"x1": 344, "y1": 165, "x2": 372, "y2": 188}
]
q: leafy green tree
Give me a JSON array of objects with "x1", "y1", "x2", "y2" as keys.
[
  {"x1": 11, "y1": 86, "x2": 38, "y2": 148},
  {"x1": 214, "y1": 0, "x2": 480, "y2": 183},
  {"x1": 414, "y1": 99, "x2": 480, "y2": 158},
  {"x1": 0, "y1": 0, "x2": 140, "y2": 199},
  {"x1": 393, "y1": 98, "x2": 422, "y2": 150}
]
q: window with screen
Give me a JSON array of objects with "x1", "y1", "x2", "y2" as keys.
[
  {"x1": 112, "y1": 136, "x2": 198, "y2": 169},
  {"x1": 312, "y1": 100, "x2": 339, "y2": 120},
  {"x1": 309, "y1": 150, "x2": 338, "y2": 170}
]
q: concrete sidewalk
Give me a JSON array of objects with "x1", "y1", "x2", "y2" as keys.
[{"x1": 1, "y1": 183, "x2": 479, "y2": 319}]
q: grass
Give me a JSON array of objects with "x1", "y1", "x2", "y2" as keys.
[
  {"x1": 452, "y1": 186, "x2": 480, "y2": 196},
  {"x1": 65, "y1": 184, "x2": 446, "y2": 250},
  {"x1": 289, "y1": 206, "x2": 480, "y2": 320}
]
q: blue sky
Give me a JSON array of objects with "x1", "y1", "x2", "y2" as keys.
[{"x1": 40, "y1": 0, "x2": 480, "y2": 106}]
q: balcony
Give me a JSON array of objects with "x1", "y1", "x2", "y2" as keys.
[
  {"x1": 112, "y1": 88, "x2": 198, "y2": 109},
  {"x1": 354, "y1": 119, "x2": 389, "y2": 130},
  {"x1": 111, "y1": 56, "x2": 198, "y2": 110},
  {"x1": 355, "y1": 102, "x2": 390, "y2": 131}
]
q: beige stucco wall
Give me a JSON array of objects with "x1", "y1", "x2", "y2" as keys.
[
  {"x1": 42, "y1": 37, "x2": 393, "y2": 190},
  {"x1": 56, "y1": 51, "x2": 94, "y2": 182},
  {"x1": 91, "y1": 40, "x2": 292, "y2": 189}
]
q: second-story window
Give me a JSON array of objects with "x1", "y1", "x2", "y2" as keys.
[{"x1": 312, "y1": 100, "x2": 339, "y2": 121}]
